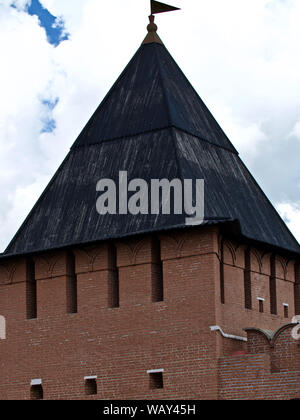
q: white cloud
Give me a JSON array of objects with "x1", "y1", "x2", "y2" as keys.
[
  {"x1": 212, "y1": 105, "x2": 268, "y2": 160},
  {"x1": 290, "y1": 120, "x2": 300, "y2": 140},
  {"x1": 0, "y1": 0, "x2": 299, "y2": 251},
  {"x1": 277, "y1": 202, "x2": 300, "y2": 242},
  {"x1": 0, "y1": 5, "x2": 58, "y2": 248},
  {"x1": 1, "y1": 0, "x2": 29, "y2": 9}
]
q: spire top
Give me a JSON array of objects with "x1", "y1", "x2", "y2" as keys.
[
  {"x1": 142, "y1": 15, "x2": 163, "y2": 45},
  {"x1": 147, "y1": 14, "x2": 157, "y2": 33},
  {"x1": 142, "y1": 1, "x2": 180, "y2": 45}
]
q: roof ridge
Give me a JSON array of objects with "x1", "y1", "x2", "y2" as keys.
[
  {"x1": 164, "y1": 45, "x2": 238, "y2": 153},
  {"x1": 153, "y1": 43, "x2": 172, "y2": 127},
  {"x1": 71, "y1": 124, "x2": 239, "y2": 155},
  {"x1": 73, "y1": 46, "x2": 142, "y2": 148}
]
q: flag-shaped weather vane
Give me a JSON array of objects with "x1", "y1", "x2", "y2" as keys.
[
  {"x1": 143, "y1": 1, "x2": 181, "y2": 44},
  {"x1": 150, "y1": 0, "x2": 180, "y2": 15}
]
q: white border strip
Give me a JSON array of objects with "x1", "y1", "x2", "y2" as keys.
[
  {"x1": 257, "y1": 297, "x2": 265, "y2": 301},
  {"x1": 147, "y1": 369, "x2": 164, "y2": 374},
  {"x1": 0, "y1": 316, "x2": 6, "y2": 340},
  {"x1": 84, "y1": 376, "x2": 97, "y2": 380},
  {"x1": 31, "y1": 379, "x2": 42, "y2": 386},
  {"x1": 210, "y1": 325, "x2": 247, "y2": 342}
]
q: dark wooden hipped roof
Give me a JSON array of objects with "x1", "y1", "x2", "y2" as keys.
[
  {"x1": 3, "y1": 38, "x2": 300, "y2": 257},
  {"x1": 73, "y1": 43, "x2": 235, "y2": 152}
]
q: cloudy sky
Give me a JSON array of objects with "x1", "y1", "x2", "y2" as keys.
[{"x1": 0, "y1": 0, "x2": 299, "y2": 252}]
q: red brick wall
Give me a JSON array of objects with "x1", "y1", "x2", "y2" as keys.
[
  {"x1": 218, "y1": 239, "x2": 296, "y2": 337},
  {"x1": 219, "y1": 325, "x2": 300, "y2": 400},
  {"x1": 0, "y1": 227, "x2": 220, "y2": 400},
  {"x1": 295, "y1": 263, "x2": 300, "y2": 315},
  {"x1": 0, "y1": 226, "x2": 299, "y2": 400}
]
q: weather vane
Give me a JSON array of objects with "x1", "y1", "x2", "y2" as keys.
[
  {"x1": 150, "y1": 0, "x2": 180, "y2": 15},
  {"x1": 143, "y1": 1, "x2": 180, "y2": 44}
]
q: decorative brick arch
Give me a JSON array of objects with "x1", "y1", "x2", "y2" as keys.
[
  {"x1": 271, "y1": 323, "x2": 296, "y2": 347},
  {"x1": 132, "y1": 237, "x2": 153, "y2": 265},
  {"x1": 245, "y1": 324, "x2": 296, "y2": 348},
  {"x1": 222, "y1": 240, "x2": 236, "y2": 266},
  {"x1": 261, "y1": 251, "x2": 272, "y2": 275},
  {"x1": 250, "y1": 249, "x2": 263, "y2": 273},
  {"x1": 33, "y1": 256, "x2": 52, "y2": 279},
  {"x1": 80, "y1": 244, "x2": 113, "y2": 272},
  {"x1": 7, "y1": 263, "x2": 17, "y2": 285},
  {"x1": 114, "y1": 240, "x2": 135, "y2": 266},
  {"x1": 295, "y1": 261, "x2": 300, "y2": 284},
  {"x1": 177, "y1": 232, "x2": 200, "y2": 258},
  {"x1": 177, "y1": 235, "x2": 189, "y2": 258},
  {"x1": 286, "y1": 259, "x2": 296, "y2": 282},
  {"x1": 51, "y1": 253, "x2": 69, "y2": 278},
  {"x1": 244, "y1": 327, "x2": 272, "y2": 353},
  {"x1": 275, "y1": 255, "x2": 286, "y2": 280},
  {"x1": 158, "y1": 233, "x2": 181, "y2": 259},
  {"x1": 73, "y1": 248, "x2": 93, "y2": 272},
  {"x1": 0, "y1": 265, "x2": 9, "y2": 285}
]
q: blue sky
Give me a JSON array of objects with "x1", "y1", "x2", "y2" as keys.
[
  {"x1": 26, "y1": 0, "x2": 68, "y2": 46},
  {"x1": 18, "y1": 0, "x2": 67, "y2": 132}
]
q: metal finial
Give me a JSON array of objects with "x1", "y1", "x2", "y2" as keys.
[
  {"x1": 142, "y1": 1, "x2": 181, "y2": 46},
  {"x1": 142, "y1": 15, "x2": 163, "y2": 45},
  {"x1": 147, "y1": 15, "x2": 158, "y2": 33}
]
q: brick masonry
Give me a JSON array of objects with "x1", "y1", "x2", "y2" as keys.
[{"x1": 0, "y1": 225, "x2": 299, "y2": 400}]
